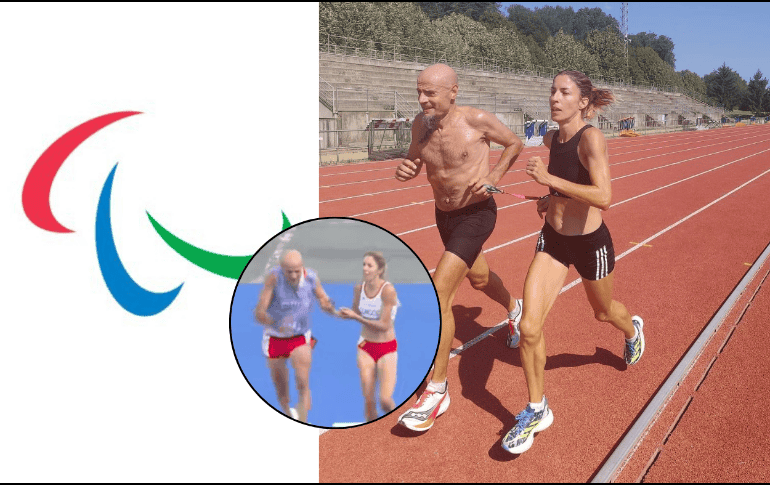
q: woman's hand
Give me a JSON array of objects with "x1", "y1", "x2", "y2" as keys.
[
  {"x1": 536, "y1": 195, "x2": 550, "y2": 219},
  {"x1": 526, "y1": 156, "x2": 551, "y2": 186},
  {"x1": 338, "y1": 307, "x2": 356, "y2": 319}
]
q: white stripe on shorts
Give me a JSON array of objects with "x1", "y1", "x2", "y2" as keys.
[
  {"x1": 595, "y1": 245, "x2": 608, "y2": 280},
  {"x1": 603, "y1": 246, "x2": 608, "y2": 278}
]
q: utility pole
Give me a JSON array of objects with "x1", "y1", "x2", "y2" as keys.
[{"x1": 621, "y1": 3, "x2": 629, "y2": 75}]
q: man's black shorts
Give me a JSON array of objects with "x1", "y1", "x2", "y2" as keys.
[{"x1": 435, "y1": 197, "x2": 497, "y2": 268}]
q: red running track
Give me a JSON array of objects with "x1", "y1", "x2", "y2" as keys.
[{"x1": 319, "y1": 125, "x2": 770, "y2": 482}]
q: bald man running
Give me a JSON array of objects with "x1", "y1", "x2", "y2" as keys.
[
  {"x1": 254, "y1": 250, "x2": 336, "y2": 423},
  {"x1": 395, "y1": 64, "x2": 525, "y2": 431}
]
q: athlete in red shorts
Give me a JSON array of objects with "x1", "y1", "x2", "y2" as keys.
[
  {"x1": 339, "y1": 252, "x2": 400, "y2": 422},
  {"x1": 255, "y1": 250, "x2": 336, "y2": 423}
]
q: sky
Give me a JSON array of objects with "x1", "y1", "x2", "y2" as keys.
[{"x1": 499, "y1": 2, "x2": 770, "y2": 82}]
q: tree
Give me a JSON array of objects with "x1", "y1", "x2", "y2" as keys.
[
  {"x1": 319, "y1": 2, "x2": 430, "y2": 49},
  {"x1": 544, "y1": 29, "x2": 600, "y2": 78},
  {"x1": 506, "y1": 4, "x2": 550, "y2": 47},
  {"x1": 629, "y1": 32, "x2": 676, "y2": 69},
  {"x1": 571, "y1": 7, "x2": 620, "y2": 41},
  {"x1": 704, "y1": 63, "x2": 746, "y2": 111},
  {"x1": 679, "y1": 70, "x2": 707, "y2": 97},
  {"x1": 521, "y1": 34, "x2": 550, "y2": 71},
  {"x1": 423, "y1": 12, "x2": 530, "y2": 68},
  {"x1": 535, "y1": 5, "x2": 576, "y2": 38},
  {"x1": 487, "y1": 26, "x2": 532, "y2": 69},
  {"x1": 320, "y1": 2, "x2": 387, "y2": 44},
  {"x1": 766, "y1": 86, "x2": 770, "y2": 114},
  {"x1": 627, "y1": 45, "x2": 681, "y2": 88},
  {"x1": 416, "y1": 2, "x2": 501, "y2": 22},
  {"x1": 745, "y1": 70, "x2": 768, "y2": 115},
  {"x1": 584, "y1": 27, "x2": 628, "y2": 81}
]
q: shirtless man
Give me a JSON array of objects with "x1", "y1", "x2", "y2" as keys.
[{"x1": 394, "y1": 63, "x2": 525, "y2": 431}]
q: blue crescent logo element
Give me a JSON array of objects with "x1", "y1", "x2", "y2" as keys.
[{"x1": 95, "y1": 163, "x2": 183, "y2": 316}]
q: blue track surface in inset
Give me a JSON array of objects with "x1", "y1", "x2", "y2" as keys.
[{"x1": 231, "y1": 283, "x2": 440, "y2": 428}]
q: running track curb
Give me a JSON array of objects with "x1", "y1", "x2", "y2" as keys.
[{"x1": 591, "y1": 238, "x2": 770, "y2": 482}]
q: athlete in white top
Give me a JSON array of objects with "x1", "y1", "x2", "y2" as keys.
[{"x1": 339, "y1": 252, "x2": 399, "y2": 422}]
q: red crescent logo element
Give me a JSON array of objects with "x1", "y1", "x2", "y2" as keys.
[{"x1": 22, "y1": 111, "x2": 142, "y2": 233}]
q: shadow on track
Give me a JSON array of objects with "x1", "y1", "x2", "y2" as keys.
[{"x1": 452, "y1": 306, "x2": 627, "y2": 446}]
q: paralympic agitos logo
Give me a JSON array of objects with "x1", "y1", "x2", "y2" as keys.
[{"x1": 22, "y1": 111, "x2": 289, "y2": 317}]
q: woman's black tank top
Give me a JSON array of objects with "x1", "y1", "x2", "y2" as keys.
[{"x1": 547, "y1": 124, "x2": 593, "y2": 198}]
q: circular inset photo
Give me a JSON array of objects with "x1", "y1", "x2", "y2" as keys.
[{"x1": 229, "y1": 217, "x2": 440, "y2": 429}]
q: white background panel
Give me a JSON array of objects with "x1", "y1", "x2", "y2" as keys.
[{"x1": 1, "y1": 3, "x2": 319, "y2": 482}]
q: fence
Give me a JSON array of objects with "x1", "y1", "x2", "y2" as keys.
[
  {"x1": 319, "y1": 91, "x2": 722, "y2": 164},
  {"x1": 319, "y1": 86, "x2": 535, "y2": 164},
  {"x1": 320, "y1": 32, "x2": 723, "y2": 110}
]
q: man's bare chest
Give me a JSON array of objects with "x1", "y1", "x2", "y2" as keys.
[{"x1": 419, "y1": 127, "x2": 488, "y2": 169}]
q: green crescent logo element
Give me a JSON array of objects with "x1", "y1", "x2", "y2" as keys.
[{"x1": 146, "y1": 211, "x2": 291, "y2": 279}]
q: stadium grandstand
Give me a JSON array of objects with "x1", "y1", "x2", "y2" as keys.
[{"x1": 319, "y1": 33, "x2": 726, "y2": 164}]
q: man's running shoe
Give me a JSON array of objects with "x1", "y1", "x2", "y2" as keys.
[
  {"x1": 507, "y1": 299, "x2": 523, "y2": 349},
  {"x1": 625, "y1": 316, "x2": 645, "y2": 365},
  {"x1": 398, "y1": 386, "x2": 450, "y2": 432},
  {"x1": 289, "y1": 408, "x2": 298, "y2": 419},
  {"x1": 501, "y1": 397, "x2": 553, "y2": 454}
]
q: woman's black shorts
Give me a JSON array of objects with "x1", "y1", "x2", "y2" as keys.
[{"x1": 536, "y1": 219, "x2": 615, "y2": 281}]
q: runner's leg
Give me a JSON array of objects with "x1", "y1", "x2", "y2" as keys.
[
  {"x1": 376, "y1": 352, "x2": 398, "y2": 414},
  {"x1": 582, "y1": 272, "x2": 635, "y2": 339},
  {"x1": 289, "y1": 344, "x2": 313, "y2": 422},
  {"x1": 519, "y1": 252, "x2": 569, "y2": 403},
  {"x1": 430, "y1": 251, "x2": 471, "y2": 384},
  {"x1": 466, "y1": 251, "x2": 518, "y2": 313},
  {"x1": 267, "y1": 357, "x2": 291, "y2": 415},
  {"x1": 357, "y1": 347, "x2": 378, "y2": 421}
]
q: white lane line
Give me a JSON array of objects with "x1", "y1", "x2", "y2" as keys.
[
  {"x1": 319, "y1": 128, "x2": 765, "y2": 180},
  {"x1": 320, "y1": 126, "x2": 758, "y2": 177},
  {"x1": 410, "y1": 144, "x2": 770, "y2": 245},
  {"x1": 323, "y1": 131, "x2": 767, "y2": 190},
  {"x1": 322, "y1": 135, "x2": 769, "y2": 205}
]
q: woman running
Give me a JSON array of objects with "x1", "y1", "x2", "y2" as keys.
[
  {"x1": 502, "y1": 71, "x2": 645, "y2": 454},
  {"x1": 338, "y1": 252, "x2": 399, "y2": 422},
  {"x1": 254, "y1": 250, "x2": 336, "y2": 423}
]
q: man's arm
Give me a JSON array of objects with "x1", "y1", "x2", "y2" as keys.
[
  {"x1": 314, "y1": 278, "x2": 337, "y2": 314},
  {"x1": 254, "y1": 273, "x2": 277, "y2": 325},
  {"x1": 395, "y1": 115, "x2": 425, "y2": 182},
  {"x1": 468, "y1": 109, "x2": 524, "y2": 195}
]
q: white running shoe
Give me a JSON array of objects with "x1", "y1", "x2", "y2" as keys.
[
  {"x1": 625, "y1": 316, "x2": 645, "y2": 365},
  {"x1": 289, "y1": 408, "x2": 298, "y2": 419},
  {"x1": 507, "y1": 299, "x2": 523, "y2": 349},
  {"x1": 502, "y1": 397, "x2": 554, "y2": 454},
  {"x1": 398, "y1": 386, "x2": 450, "y2": 432}
]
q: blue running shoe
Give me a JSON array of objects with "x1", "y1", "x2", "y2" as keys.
[
  {"x1": 625, "y1": 316, "x2": 645, "y2": 365},
  {"x1": 506, "y1": 299, "x2": 523, "y2": 349},
  {"x1": 502, "y1": 397, "x2": 553, "y2": 454}
]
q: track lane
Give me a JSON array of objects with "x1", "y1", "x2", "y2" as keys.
[{"x1": 319, "y1": 125, "x2": 770, "y2": 482}]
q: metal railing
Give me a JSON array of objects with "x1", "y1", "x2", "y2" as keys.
[
  {"x1": 394, "y1": 91, "x2": 417, "y2": 120},
  {"x1": 319, "y1": 76, "x2": 335, "y2": 113},
  {"x1": 320, "y1": 31, "x2": 722, "y2": 110}
]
